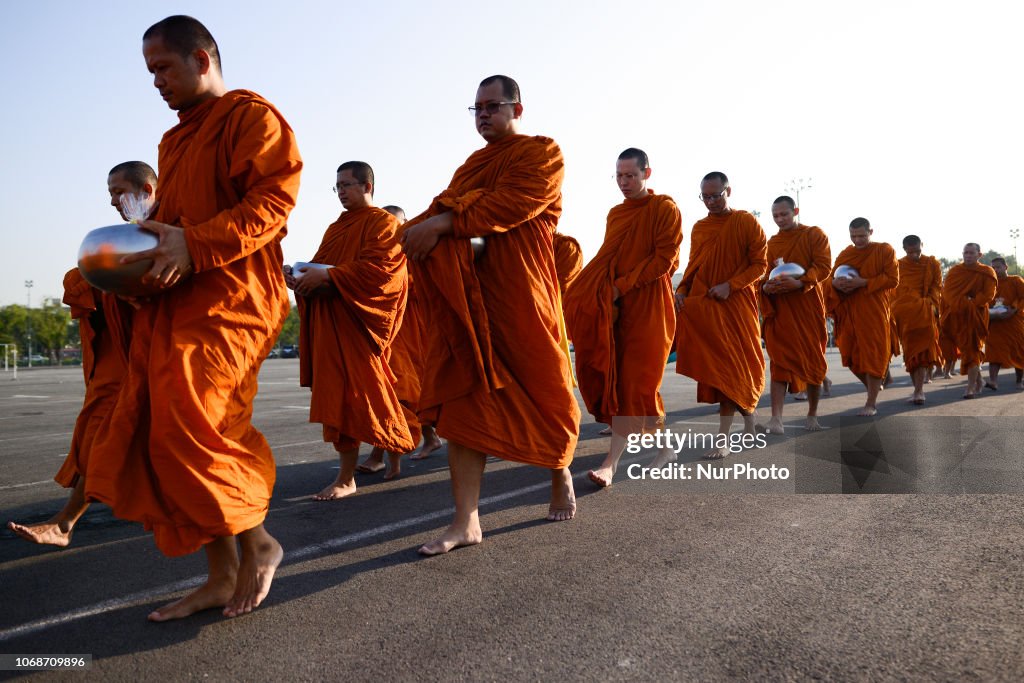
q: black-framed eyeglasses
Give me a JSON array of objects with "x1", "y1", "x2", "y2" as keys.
[
  {"x1": 699, "y1": 190, "x2": 727, "y2": 202},
  {"x1": 332, "y1": 181, "x2": 363, "y2": 194},
  {"x1": 468, "y1": 101, "x2": 517, "y2": 115}
]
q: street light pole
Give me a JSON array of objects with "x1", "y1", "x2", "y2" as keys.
[
  {"x1": 25, "y1": 280, "x2": 33, "y2": 368},
  {"x1": 784, "y1": 178, "x2": 814, "y2": 217},
  {"x1": 1011, "y1": 228, "x2": 1020, "y2": 271}
]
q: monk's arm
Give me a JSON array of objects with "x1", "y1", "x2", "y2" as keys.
[
  {"x1": 184, "y1": 104, "x2": 302, "y2": 272},
  {"x1": 612, "y1": 200, "x2": 683, "y2": 295},
  {"x1": 449, "y1": 141, "x2": 563, "y2": 238},
  {"x1": 865, "y1": 247, "x2": 900, "y2": 295},
  {"x1": 976, "y1": 271, "x2": 997, "y2": 307},
  {"x1": 330, "y1": 218, "x2": 406, "y2": 302},
  {"x1": 726, "y1": 219, "x2": 768, "y2": 291}
]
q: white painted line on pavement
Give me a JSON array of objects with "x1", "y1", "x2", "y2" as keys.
[
  {"x1": 0, "y1": 432, "x2": 72, "y2": 444},
  {"x1": 0, "y1": 480, "x2": 54, "y2": 491}
]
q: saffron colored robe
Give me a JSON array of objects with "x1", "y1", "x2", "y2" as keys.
[
  {"x1": 54, "y1": 269, "x2": 131, "y2": 487},
  {"x1": 88, "y1": 90, "x2": 302, "y2": 556},
  {"x1": 760, "y1": 225, "x2": 831, "y2": 393},
  {"x1": 986, "y1": 275, "x2": 1024, "y2": 368},
  {"x1": 404, "y1": 134, "x2": 579, "y2": 468},
  {"x1": 553, "y1": 232, "x2": 583, "y2": 296},
  {"x1": 675, "y1": 210, "x2": 768, "y2": 413},
  {"x1": 827, "y1": 242, "x2": 899, "y2": 378},
  {"x1": 565, "y1": 190, "x2": 681, "y2": 429},
  {"x1": 298, "y1": 207, "x2": 414, "y2": 453},
  {"x1": 940, "y1": 262, "x2": 997, "y2": 372},
  {"x1": 385, "y1": 271, "x2": 428, "y2": 439},
  {"x1": 892, "y1": 255, "x2": 942, "y2": 373}
]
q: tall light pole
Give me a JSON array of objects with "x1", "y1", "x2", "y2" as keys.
[
  {"x1": 1011, "y1": 228, "x2": 1020, "y2": 271},
  {"x1": 25, "y1": 280, "x2": 33, "y2": 368},
  {"x1": 784, "y1": 178, "x2": 813, "y2": 215}
]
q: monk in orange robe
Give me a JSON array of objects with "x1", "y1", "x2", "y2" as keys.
[
  {"x1": 352, "y1": 204, "x2": 443, "y2": 473},
  {"x1": 565, "y1": 148, "x2": 681, "y2": 485},
  {"x1": 758, "y1": 196, "x2": 831, "y2": 434},
  {"x1": 985, "y1": 256, "x2": 1024, "y2": 390},
  {"x1": 401, "y1": 75, "x2": 580, "y2": 555},
  {"x1": 941, "y1": 243, "x2": 997, "y2": 398},
  {"x1": 87, "y1": 16, "x2": 302, "y2": 621},
  {"x1": 892, "y1": 235, "x2": 942, "y2": 404},
  {"x1": 675, "y1": 172, "x2": 767, "y2": 459},
  {"x1": 289, "y1": 162, "x2": 414, "y2": 498},
  {"x1": 5, "y1": 163, "x2": 148, "y2": 546},
  {"x1": 828, "y1": 218, "x2": 899, "y2": 416}
]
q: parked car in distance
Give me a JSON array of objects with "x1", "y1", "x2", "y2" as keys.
[{"x1": 280, "y1": 345, "x2": 298, "y2": 359}]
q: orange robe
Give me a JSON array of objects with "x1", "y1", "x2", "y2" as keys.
[
  {"x1": 385, "y1": 274, "x2": 428, "y2": 439},
  {"x1": 940, "y1": 263, "x2": 997, "y2": 372},
  {"x1": 88, "y1": 90, "x2": 302, "y2": 556},
  {"x1": 892, "y1": 255, "x2": 942, "y2": 373},
  {"x1": 404, "y1": 134, "x2": 579, "y2": 468},
  {"x1": 827, "y1": 242, "x2": 899, "y2": 378},
  {"x1": 54, "y1": 269, "x2": 131, "y2": 487},
  {"x1": 552, "y1": 232, "x2": 583, "y2": 296},
  {"x1": 760, "y1": 226, "x2": 831, "y2": 393},
  {"x1": 298, "y1": 207, "x2": 414, "y2": 453},
  {"x1": 986, "y1": 275, "x2": 1024, "y2": 368},
  {"x1": 675, "y1": 210, "x2": 767, "y2": 413},
  {"x1": 565, "y1": 190, "x2": 681, "y2": 429}
]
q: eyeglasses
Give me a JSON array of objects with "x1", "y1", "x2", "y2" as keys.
[
  {"x1": 332, "y1": 181, "x2": 363, "y2": 194},
  {"x1": 699, "y1": 190, "x2": 727, "y2": 202},
  {"x1": 468, "y1": 101, "x2": 517, "y2": 115}
]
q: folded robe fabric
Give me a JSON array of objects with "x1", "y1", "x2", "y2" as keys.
[
  {"x1": 675, "y1": 210, "x2": 767, "y2": 413},
  {"x1": 940, "y1": 263, "x2": 997, "y2": 372},
  {"x1": 385, "y1": 272, "x2": 426, "y2": 441},
  {"x1": 892, "y1": 255, "x2": 942, "y2": 373},
  {"x1": 760, "y1": 226, "x2": 831, "y2": 393},
  {"x1": 404, "y1": 134, "x2": 579, "y2": 469},
  {"x1": 986, "y1": 275, "x2": 1024, "y2": 368},
  {"x1": 87, "y1": 90, "x2": 302, "y2": 556},
  {"x1": 54, "y1": 269, "x2": 131, "y2": 487},
  {"x1": 565, "y1": 190, "x2": 681, "y2": 429},
  {"x1": 827, "y1": 242, "x2": 899, "y2": 379},
  {"x1": 298, "y1": 206, "x2": 415, "y2": 453},
  {"x1": 553, "y1": 232, "x2": 583, "y2": 295}
]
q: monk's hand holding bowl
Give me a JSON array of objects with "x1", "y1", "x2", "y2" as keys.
[
  {"x1": 125, "y1": 219, "x2": 194, "y2": 289},
  {"x1": 707, "y1": 281, "x2": 731, "y2": 301},
  {"x1": 283, "y1": 265, "x2": 297, "y2": 291},
  {"x1": 294, "y1": 266, "x2": 331, "y2": 297},
  {"x1": 401, "y1": 214, "x2": 450, "y2": 261}
]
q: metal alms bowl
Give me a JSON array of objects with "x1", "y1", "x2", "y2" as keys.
[
  {"x1": 769, "y1": 262, "x2": 806, "y2": 280},
  {"x1": 77, "y1": 224, "x2": 160, "y2": 296},
  {"x1": 834, "y1": 265, "x2": 861, "y2": 280},
  {"x1": 470, "y1": 237, "x2": 486, "y2": 259},
  {"x1": 292, "y1": 262, "x2": 334, "y2": 277}
]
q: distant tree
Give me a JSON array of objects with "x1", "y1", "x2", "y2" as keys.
[
  {"x1": 0, "y1": 305, "x2": 29, "y2": 351},
  {"x1": 32, "y1": 298, "x2": 71, "y2": 360},
  {"x1": 275, "y1": 305, "x2": 299, "y2": 349}
]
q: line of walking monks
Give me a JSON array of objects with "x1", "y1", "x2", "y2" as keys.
[{"x1": 7, "y1": 14, "x2": 1024, "y2": 623}]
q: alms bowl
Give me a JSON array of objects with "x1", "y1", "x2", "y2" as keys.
[
  {"x1": 78, "y1": 224, "x2": 161, "y2": 296},
  {"x1": 769, "y1": 262, "x2": 806, "y2": 280},
  {"x1": 834, "y1": 265, "x2": 861, "y2": 280}
]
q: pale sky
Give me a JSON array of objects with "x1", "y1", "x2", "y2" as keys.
[{"x1": 1, "y1": 0, "x2": 1021, "y2": 306}]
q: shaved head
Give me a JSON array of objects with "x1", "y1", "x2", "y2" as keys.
[
  {"x1": 143, "y1": 15, "x2": 221, "y2": 72},
  {"x1": 850, "y1": 217, "x2": 871, "y2": 231},
  {"x1": 773, "y1": 195, "x2": 796, "y2": 210},
  {"x1": 618, "y1": 148, "x2": 649, "y2": 171},
  {"x1": 479, "y1": 74, "x2": 520, "y2": 103},
  {"x1": 108, "y1": 161, "x2": 157, "y2": 189},
  {"x1": 337, "y1": 161, "x2": 374, "y2": 194},
  {"x1": 903, "y1": 234, "x2": 921, "y2": 248},
  {"x1": 703, "y1": 171, "x2": 729, "y2": 186}
]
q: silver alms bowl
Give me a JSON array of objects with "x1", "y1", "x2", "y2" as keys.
[
  {"x1": 769, "y1": 262, "x2": 806, "y2": 280},
  {"x1": 78, "y1": 224, "x2": 160, "y2": 296},
  {"x1": 834, "y1": 265, "x2": 861, "y2": 280}
]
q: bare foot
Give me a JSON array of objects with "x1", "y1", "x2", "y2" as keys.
[
  {"x1": 547, "y1": 468, "x2": 576, "y2": 521},
  {"x1": 149, "y1": 576, "x2": 236, "y2": 622},
  {"x1": 908, "y1": 392, "x2": 926, "y2": 405},
  {"x1": 1017, "y1": 382, "x2": 1024, "y2": 390},
  {"x1": 409, "y1": 433, "x2": 443, "y2": 461},
  {"x1": 984, "y1": 381, "x2": 998, "y2": 391},
  {"x1": 822, "y1": 377, "x2": 833, "y2": 397},
  {"x1": 312, "y1": 477, "x2": 356, "y2": 501},
  {"x1": 355, "y1": 450, "x2": 385, "y2": 474},
  {"x1": 7, "y1": 519, "x2": 75, "y2": 547},
  {"x1": 856, "y1": 406, "x2": 878, "y2": 416},
  {"x1": 587, "y1": 466, "x2": 614, "y2": 488},
  {"x1": 649, "y1": 448, "x2": 677, "y2": 469},
  {"x1": 703, "y1": 446, "x2": 729, "y2": 460},
  {"x1": 598, "y1": 426, "x2": 612, "y2": 436},
  {"x1": 418, "y1": 524, "x2": 483, "y2": 556},
  {"x1": 223, "y1": 534, "x2": 283, "y2": 618},
  {"x1": 793, "y1": 392, "x2": 807, "y2": 401},
  {"x1": 383, "y1": 452, "x2": 402, "y2": 481},
  {"x1": 803, "y1": 416, "x2": 828, "y2": 431},
  {"x1": 757, "y1": 417, "x2": 785, "y2": 435}
]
